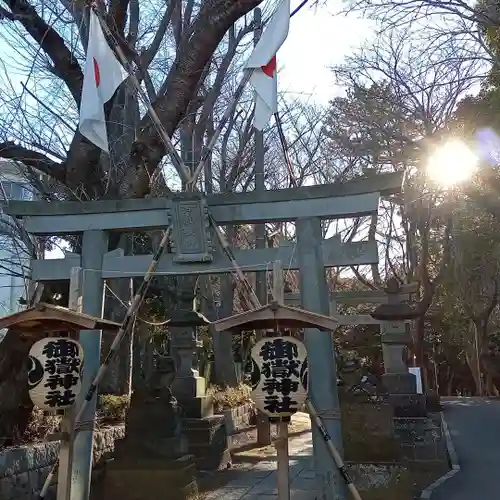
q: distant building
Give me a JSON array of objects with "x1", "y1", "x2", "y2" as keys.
[{"x1": 0, "y1": 161, "x2": 34, "y2": 340}]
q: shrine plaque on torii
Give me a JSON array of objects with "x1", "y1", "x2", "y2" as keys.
[{"x1": 167, "y1": 193, "x2": 213, "y2": 263}]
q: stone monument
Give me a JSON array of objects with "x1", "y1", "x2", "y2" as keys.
[
  {"x1": 101, "y1": 354, "x2": 198, "y2": 500},
  {"x1": 168, "y1": 289, "x2": 231, "y2": 471}
]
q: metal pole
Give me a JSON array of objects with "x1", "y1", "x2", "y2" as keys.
[
  {"x1": 296, "y1": 217, "x2": 347, "y2": 500},
  {"x1": 56, "y1": 267, "x2": 83, "y2": 500},
  {"x1": 272, "y1": 260, "x2": 290, "y2": 500},
  {"x1": 70, "y1": 231, "x2": 108, "y2": 500}
]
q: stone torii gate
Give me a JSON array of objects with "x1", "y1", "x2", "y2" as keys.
[{"x1": 6, "y1": 171, "x2": 402, "y2": 500}]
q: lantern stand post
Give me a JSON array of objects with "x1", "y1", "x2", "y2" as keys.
[
  {"x1": 56, "y1": 267, "x2": 83, "y2": 500},
  {"x1": 272, "y1": 260, "x2": 290, "y2": 500}
]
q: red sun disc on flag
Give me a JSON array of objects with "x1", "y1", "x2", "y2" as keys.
[
  {"x1": 261, "y1": 56, "x2": 276, "y2": 78},
  {"x1": 93, "y1": 57, "x2": 100, "y2": 87}
]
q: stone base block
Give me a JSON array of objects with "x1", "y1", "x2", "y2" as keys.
[
  {"x1": 393, "y1": 417, "x2": 427, "y2": 441},
  {"x1": 114, "y1": 435, "x2": 187, "y2": 458},
  {"x1": 392, "y1": 416, "x2": 447, "y2": 462},
  {"x1": 180, "y1": 395, "x2": 214, "y2": 419},
  {"x1": 172, "y1": 375, "x2": 206, "y2": 402},
  {"x1": 99, "y1": 454, "x2": 197, "y2": 500},
  {"x1": 182, "y1": 415, "x2": 231, "y2": 471},
  {"x1": 382, "y1": 373, "x2": 417, "y2": 394},
  {"x1": 389, "y1": 393, "x2": 427, "y2": 418}
]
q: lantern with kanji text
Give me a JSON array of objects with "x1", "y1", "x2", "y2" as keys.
[
  {"x1": 0, "y1": 302, "x2": 121, "y2": 413},
  {"x1": 28, "y1": 337, "x2": 84, "y2": 411},
  {"x1": 250, "y1": 336, "x2": 308, "y2": 418},
  {"x1": 213, "y1": 301, "x2": 340, "y2": 419}
]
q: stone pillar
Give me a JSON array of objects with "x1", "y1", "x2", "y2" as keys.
[
  {"x1": 71, "y1": 230, "x2": 107, "y2": 500},
  {"x1": 381, "y1": 320, "x2": 416, "y2": 395},
  {"x1": 166, "y1": 194, "x2": 230, "y2": 471},
  {"x1": 297, "y1": 217, "x2": 347, "y2": 500},
  {"x1": 169, "y1": 308, "x2": 230, "y2": 471},
  {"x1": 169, "y1": 310, "x2": 211, "y2": 419},
  {"x1": 379, "y1": 279, "x2": 418, "y2": 397}
]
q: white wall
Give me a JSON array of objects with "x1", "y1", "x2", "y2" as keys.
[{"x1": 0, "y1": 162, "x2": 33, "y2": 340}]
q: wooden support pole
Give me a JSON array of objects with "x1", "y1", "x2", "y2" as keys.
[
  {"x1": 56, "y1": 267, "x2": 82, "y2": 500},
  {"x1": 253, "y1": 6, "x2": 272, "y2": 448},
  {"x1": 276, "y1": 420, "x2": 290, "y2": 500},
  {"x1": 272, "y1": 260, "x2": 290, "y2": 500}
]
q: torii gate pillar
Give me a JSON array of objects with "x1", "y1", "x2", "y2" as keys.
[{"x1": 297, "y1": 217, "x2": 347, "y2": 500}]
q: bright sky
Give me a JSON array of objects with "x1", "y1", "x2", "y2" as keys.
[{"x1": 279, "y1": 1, "x2": 374, "y2": 105}]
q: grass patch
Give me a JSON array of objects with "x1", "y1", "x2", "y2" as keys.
[
  {"x1": 17, "y1": 407, "x2": 61, "y2": 444},
  {"x1": 207, "y1": 383, "x2": 253, "y2": 413},
  {"x1": 342, "y1": 398, "x2": 400, "y2": 462},
  {"x1": 97, "y1": 394, "x2": 130, "y2": 424},
  {"x1": 358, "y1": 469, "x2": 413, "y2": 500}
]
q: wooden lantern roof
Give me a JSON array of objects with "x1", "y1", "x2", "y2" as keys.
[
  {"x1": 0, "y1": 303, "x2": 121, "y2": 339},
  {"x1": 213, "y1": 301, "x2": 339, "y2": 333}
]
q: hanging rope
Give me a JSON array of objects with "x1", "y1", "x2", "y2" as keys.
[
  {"x1": 290, "y1": 0, "x2": 311, "y2": 18},
  {"x1": 274, "y1": 110, "x2": 298, "y2": 187}
]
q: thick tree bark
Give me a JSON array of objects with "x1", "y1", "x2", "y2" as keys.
[
  {"x1": 2, "y1": 0, "x2": 263, "y2": 196},
  {"x1": 0, "y1": 332, "x2": 34, "y2": 445},
  {"x1": 128, "y1": 0, "x2": 262, "y2": 197},
  {"x1": 5, "y1": 0, "x2": 84, "y2": 104}
]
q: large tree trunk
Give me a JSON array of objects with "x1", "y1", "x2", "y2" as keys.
[
  {"x1": 0, "y1": 331, "x2": 34, "y2": 444},
  {"x1": 465, "y1": 320, "x2": 483, "y2": 396},
  {"x1": 445, "y1": 367, "x2": 455, "y2": 396},
  {"x1": 0, "y1": 284, "x2": 64, "y2": 441}
]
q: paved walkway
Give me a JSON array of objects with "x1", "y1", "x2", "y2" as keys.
[
  {"x1": 204, "y1": 431, "x2": 315, "y2": 500},
  {"x1": 431, "y1": 398, "x2": 500, "y2": 499}
]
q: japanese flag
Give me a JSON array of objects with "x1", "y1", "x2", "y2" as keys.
[
  {"x1": 79, "y1": 11, "x2": 128, "y2": 152},
  {"x1": 244, "y1": 0, "x2": 290, "y2": 131}
]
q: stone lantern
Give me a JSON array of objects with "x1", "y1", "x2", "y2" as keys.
[{"x1": 370, "y1": 279, "x2": 427, "y2": 453}]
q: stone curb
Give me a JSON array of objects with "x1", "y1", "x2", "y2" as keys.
[
  {"x1": 221, "y1": 404, "x2": 254, "y2": 435},
  {"x1": 419, "y1": 410, "x2": 460, "y2": 499}
]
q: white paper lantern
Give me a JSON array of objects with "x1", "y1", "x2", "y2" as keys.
[
  {"x1": 28, "y1": 337, "x2": 84, "y2": 411},
  {"x1": 250, "y1": 336, "x2": 308, "y2": 418}
]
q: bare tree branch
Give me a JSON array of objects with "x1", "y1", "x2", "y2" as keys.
[
  {"x1": 3, "y1": 0, "x2": 84, "y2": 105},
  {"x1": 0, "y1": 142, "x2": 66, "y2": 182}
]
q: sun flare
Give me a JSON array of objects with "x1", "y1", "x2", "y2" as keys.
[{"x1": 426, "y1": 140, "x2": 478, "y2": 187}]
